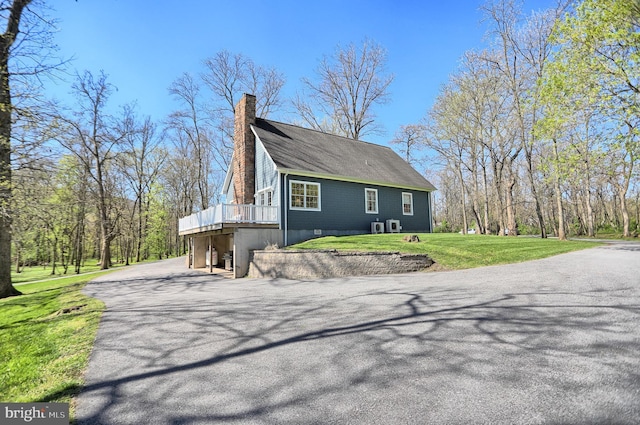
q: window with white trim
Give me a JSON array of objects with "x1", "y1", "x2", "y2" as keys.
[
  {"x1": 290, "y1": 181, "x2": 320, "y2": 210},
  {"x1": 257, "y1": 189, "x2": 273, "y2": 206},
  {"x1": 365, "y1": 188, "x2": 378, "y2": 214},
  {"x1": 402, "y1": 192, "x2": 414, "y2": 215}
]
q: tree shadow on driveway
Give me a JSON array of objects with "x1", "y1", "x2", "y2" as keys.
[{"x1": 75, "y1": 255, "x2": 640, "y2": 425}]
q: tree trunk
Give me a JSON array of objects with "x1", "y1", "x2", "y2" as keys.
[
  {"x1": 0, "y1": 0, "x2": 31, "y2": 298},
  {"x1": 613, "y1": 192, "x2": 621, "y2": 230},
  {"x1": 552, "y1": 139, "x2": 567, "y2": 240},
  {"x1": 636, "y1": 192, "x2": 640, "y2": 230},
  {"x1": 95, "y1": 144, "x2": 111, "y2": 269},
  {"x1": 619, "y1": 187, "x2": 630, "y2": 238},
  {"x1": 456, "y1": 166, "x2": 468, "y2": 234},
  {"x1": 50, "y1": 235, "x2": 58, "y2": 275},
  {"x1": 75, "y1": 204, "x2": 85, "y2": 274},
  {"x1": 136, "y1": 188, "x2": 150, "y2": 263},
  {"x1": 553, "y1": 181, "x2": 566, "y2": 240},
  {"x1": 0, "y1": 58, "x2": 12, "y2": 294},
  {"x1": 482, "y1": 164, "x2": 490, "y2": 234},
  {"x1": 98, "y1": 186, "x2": 111, "y2": 269},
  {"x1": 497, "y1": 191, "x2": 506, "y2": 235},
  {"x1": 574, "y1": 190, "x2": 585, "y2": 235},
  {"x1": 585, "y1": 170, "x2": 595, "y2": 237},
  {"x1": 524, "y1": 151, "x2": 547, "y2": 238},
  {"x1": 505, "y1": 173, "x2": 518, "y2": 236},
  {"x1": 62, "y1": 244, "x2": 68, "y2": 274},
  {"x1": 493, "y1": 175, "x2": 506, "y2": 235},
  {"x1": 100, "y1": 233, "x2": 111, "y2": 270},
  {"x1": 14, "y1": 246, "x2": 20, "y2": 274},
  {"x1": 549, "y1": 197, "x2": 558, "y2": 237},
  {"x1": 471, "y1": 204, "x2": 483, "y2": 234},
  {"x1": 582, "y1": 120, "x2": 595, "y2": 237},
  {"x1": 471, "y1": 159, "x2": 484, "y2": 234},
  {"x1": 136, "y1": 197, "x2": 143, "y2": 263}
]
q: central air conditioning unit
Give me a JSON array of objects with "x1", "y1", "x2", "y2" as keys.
[
  {"x1": 371, "y1": 222, "x2": 385, "y2": 234},
  {"x1": 386, "y1": 219, "x2": 401, "y2": 233}
]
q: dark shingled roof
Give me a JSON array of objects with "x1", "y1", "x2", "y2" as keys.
[{"x1": 252, "y1": 118, "x2": 436, "y2": 191}]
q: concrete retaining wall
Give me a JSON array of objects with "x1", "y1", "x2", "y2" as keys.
[{"x1": 248, "y1": 250, "x2": 433, "y2": 279}]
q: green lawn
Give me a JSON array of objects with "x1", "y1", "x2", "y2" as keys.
[
  {"x1": 0, "y1": 273, "x2": 110, "y2": 417},
  {"x1": 13, "y1": 263, "x2": 123, "y2": 285},
  {"x1": 291, "y1": 233, "x2": 604, "y2": 270}
]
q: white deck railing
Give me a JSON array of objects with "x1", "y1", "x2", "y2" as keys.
[{"x1": 179, "y1": 204, "x2": 278, "y2": 234}]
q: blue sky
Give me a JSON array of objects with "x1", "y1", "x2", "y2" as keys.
[{"x1": 45, "y1": 0, "x2": 556, "y2": 146}]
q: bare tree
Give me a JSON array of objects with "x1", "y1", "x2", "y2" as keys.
[
  {"x1": 202, "y1": 50, "x2": 247, "y2": 115},
  {"x1": 294, "y1": 39, "x2": 394, "y2": 140},
  {"x1": 202, "y1": 50, "x2": 285, "y2": 118},
  {"x1": 245, "y1": 63, "x2": 286, "y2": 118},
  {"x1": 390, "y1": 124, "x2": 425, "y2": 166},
  {"x1": 167, "y1": 72, "x2": 216, "y2": 209},
  {"x1": 166, "y1": 51, "x2": 286, "y2": 211},
  {"x1": 56, "y1": 70, "x2": 125, "y2": 270},
  {"x1": 453, "y1": 52, "x2": 495, "y2": 235},
  {"x1": 201, "y1": 50, "x2": 285, "y2": 171},
  {"x1": 481, "y1": 0, "x2": 569, "y2": 238}
]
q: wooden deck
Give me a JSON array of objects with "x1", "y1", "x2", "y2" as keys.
[{"x1": 179, "y1": 204, "x2": 278, "y2": 236}]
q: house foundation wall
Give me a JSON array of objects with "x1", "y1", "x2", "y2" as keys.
[{"x1": 233, "y1": 228, "x2": 284, "y2": 278}]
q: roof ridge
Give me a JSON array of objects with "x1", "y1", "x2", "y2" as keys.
[{"x1": 256, "y1": 117, "x2": 393, "y2": 151}]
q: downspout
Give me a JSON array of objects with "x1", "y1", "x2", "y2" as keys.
[
  {"x1": 429, "y1": 192, "x2": 434, "y2": 233},
  {"x1": 284, "y1": 173, "x2": 289, "y2": 246}
]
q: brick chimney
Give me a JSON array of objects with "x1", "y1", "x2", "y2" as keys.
[{"x1": 233, "y1": 93, "x2": 256, "y2": 205}]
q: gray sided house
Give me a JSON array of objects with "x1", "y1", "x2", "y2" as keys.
[{"x1": 179, "y1": 94, "x2": 436, "y2": 277}]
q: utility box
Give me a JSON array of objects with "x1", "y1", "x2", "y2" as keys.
[
  {"x1": 371, "y1": 222, "x2": 385, "y2": 234},
  {"x1": 223, "y1": 252, "x2": 233, "y2": 271},
  {"x1": 386, "y1": 219, "x2": 401, "y2": 233}
]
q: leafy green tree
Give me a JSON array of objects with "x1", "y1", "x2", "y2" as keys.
[
  {"x1": 12, "y1": 165, "x2": 47, "y2": 272},
  {"x1": 548, "y1": 0, "x2": 640, "y2": 237},
  {"x1": 144, "y1": 184, "x2": 170, "y2": 260},
  {"x1": 51, "y1": 155, "x2": 91, "y2": 273},
  {"x1": 119, "y1": 106, "x2": 165, "y2": 263}
]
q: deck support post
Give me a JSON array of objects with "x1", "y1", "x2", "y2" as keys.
[
  {"x1": 187, "y1": 237, "x2": 193, "y2": 269},
  {"x1": 209, "y1": 235, "x2": 213, "y2": 273}
]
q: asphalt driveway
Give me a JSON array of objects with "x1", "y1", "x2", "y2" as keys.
[{"x1": 76, "y1": 243, "x2": 640, "y2": 424}]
